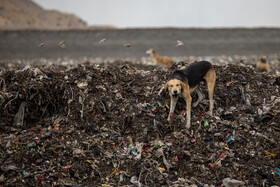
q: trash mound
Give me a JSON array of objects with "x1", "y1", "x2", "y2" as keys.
[{"x1": 0, "y1": 61, "x2": 279, "y2": 186}]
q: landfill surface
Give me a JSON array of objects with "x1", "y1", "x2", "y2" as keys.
[{"x1": 0, "y1": 58, "x2": 280, "y2": 186}]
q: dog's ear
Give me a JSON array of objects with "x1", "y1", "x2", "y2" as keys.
[
  {"x1": 179, "y1": 81, "x2": 188, "y2": 93},
  {"x1": 164, "y1": 82, "x2": 169, "y2": 92}
]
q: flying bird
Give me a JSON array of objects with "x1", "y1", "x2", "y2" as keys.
[
  {"x1": 38, "y1": 43, "x2": 46, "y2": 47},
  {"x1": 58, "y1": 41, "x2": 66, "y2": 48},
  {"x1": 124, "y1": 43, "x2": 132, "y2": 48},
  {"x1": 98, "y1": 38, "x2": 106, "y2": 44},
  {"x1": 176, "y1": 40, "x2": 184, "y2": 47}
]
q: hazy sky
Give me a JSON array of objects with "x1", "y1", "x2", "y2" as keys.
[{"x1": 32, "y1": 0, "x2": 280, "y2": 28}]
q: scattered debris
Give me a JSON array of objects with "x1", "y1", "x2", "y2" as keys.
[{"x1": 0, "y1": 60, "x2": 279, "y2": 186}]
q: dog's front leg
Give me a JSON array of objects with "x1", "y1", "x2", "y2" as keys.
[
  {"x1": 167, "y1": 97, "x2": 178, "y2": 121},
  {"x1": 185, "y1": 96, "x2": 192, "y2": 129}
]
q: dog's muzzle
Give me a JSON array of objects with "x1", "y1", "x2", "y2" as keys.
[
  {"x1": 172, "y1": 91, "x2": 179, "y2": 98},
  {"x1": 172, "y1": 94, "x2": 179, "y2": 98}
]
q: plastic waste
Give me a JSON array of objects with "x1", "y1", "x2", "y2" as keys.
[
  {"x1": 13, "y1": 102, "x2": 26, "y2": 126},
  {"x1": 130, "y1": 176, "x2": 141, "y2": 187},
  {"x1": 222, "y1": 178, "x2": 245, "y2": 187},
  {"x1": 131, "y1": 147, "x2": 138, "y2": 156}
]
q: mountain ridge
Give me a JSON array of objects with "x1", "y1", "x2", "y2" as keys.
[{"x1": 0, "y1": 0, "x2": 90, "y2": 30}]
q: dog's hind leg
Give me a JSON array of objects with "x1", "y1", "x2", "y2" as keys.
[
  {"x1": 167, "y1": 98, "x2": 178, "y2": 121},
  {"x1": 204, "y1": 68, "x2": 216, "y2": 116},
  {"x1": 184, "y1": 95, "x2": 192, "y2": 129},
  {"x1": 192, "y1": 88, "x2": 204, "y2": 107}
]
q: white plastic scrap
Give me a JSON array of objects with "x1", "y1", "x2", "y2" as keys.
[
  {"x1": 223, "y1": 178, "x2": 245, "y2": 187},
  {"x1": 13, "y1": 101, "x2": 26, "y2": 126},
  {"x1": 130, "y1": 176, "x2": 141, "y2": 187}
]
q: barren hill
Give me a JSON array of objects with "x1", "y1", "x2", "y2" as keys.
[{"x1": 0, "y1": 0, "x2": 88, "y2": 30}]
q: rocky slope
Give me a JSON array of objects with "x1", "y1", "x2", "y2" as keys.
[{"x1": 0, "y1": 0, "x2": 88, "y2": 30}]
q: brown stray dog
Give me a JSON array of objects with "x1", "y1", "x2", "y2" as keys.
[
  {"x1": 162, "y1": 61, "x2": 216, "y2": 129},
  {"x1": 256, "y1": 56, "x2": 271, "y2": 72},
  {"x1": 146, "y1": 49, "x2": 174, "y2": 68}
]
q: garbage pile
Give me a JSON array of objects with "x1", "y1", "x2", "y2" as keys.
[{"x1": 0, "y1": 60, "x2": 279, "y2": 186}]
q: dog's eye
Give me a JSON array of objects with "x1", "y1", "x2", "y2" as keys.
[
  {"x1": 170, "y1": 85, "x2": 173, "y2": 87},
  {"x1": 176, "y1": 84, "x2": 179, "y2": 87}
]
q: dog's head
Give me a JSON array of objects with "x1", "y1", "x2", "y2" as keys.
[
  {"x1": 164, "y1": 79, "x2": 188, "y2": 98},
  {"x1": 260, "y1": 56, "x2": 267, "y2": 63},
  {"x1": 146, "y1": 49, "x2": 155, "y2": 55}
]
